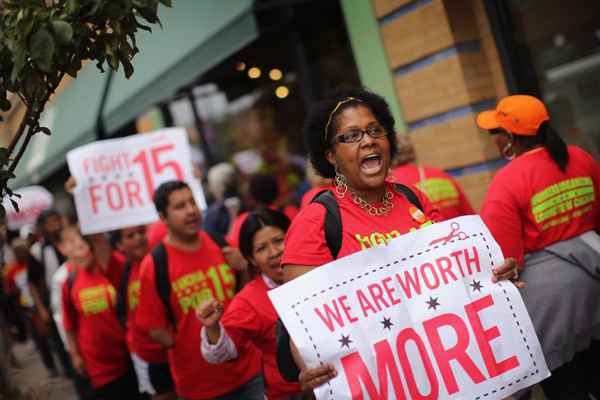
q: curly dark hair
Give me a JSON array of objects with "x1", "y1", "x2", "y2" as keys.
[{"x1": 304, "y1": 86, "x2": 397, "y2": 178}]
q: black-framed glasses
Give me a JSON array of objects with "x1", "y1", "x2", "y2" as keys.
[{"x1": 331, "y1": 125, "x2": 387, "y2": 145}]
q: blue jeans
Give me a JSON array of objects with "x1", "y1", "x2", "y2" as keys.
[{"x1": 211, "y1": 374, "x2": 264, "y2": 400}]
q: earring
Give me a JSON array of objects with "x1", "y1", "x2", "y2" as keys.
[
  {"x1": 334, "y1": 168, "x2": 348, "y2": 198},
  {"x1": 502, "y1": 134, "x2": 516, "y2": 161}
]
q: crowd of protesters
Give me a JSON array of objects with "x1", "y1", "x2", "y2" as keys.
[{"x1": 0, "y1": 87, "x2": 598, "y2": 400}]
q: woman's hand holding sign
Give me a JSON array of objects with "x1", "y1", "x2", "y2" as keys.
[{"x1": 492, "y1": 257, "x2": 525, "y2": 288}]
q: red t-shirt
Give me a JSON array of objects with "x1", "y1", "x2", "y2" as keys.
[
  {"x1": 282, "y1": 182, "x2": 442, "y2": 267},
  {"x1": 391, "y1": 163, "x2": 475, "y2": 219},
  {"x1": 300, "y1": 186, "x2": 330, "y2": 209},
  {"x1": 147, "y1": 220, "x2": 168, "y2": 250},
  {"x1": 61, "y1": 262, "x2": 130, "y2": 388},
  {"x1": 125, "y1": 261, "x2": 168, "y2": 364},
  {"x1": 481, "y1": 146, "x2": 600, "y2": 266},
  {"x1": 221, "y1": 275, "x2": 301, "y2": 399},
  {"x1": 136, "y1": 231, "x2": 261, "y2": 399},
  {"x1": 227, "y1": 205, "x2": 299, "y2": 247},
  {"x1": 3, "y1": 261, "x2": 26, "y2": 295}
]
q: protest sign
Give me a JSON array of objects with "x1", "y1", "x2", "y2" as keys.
[
  {"x1": 3, "y1": 185, "x2": 53, "y2": 231},
  {"x1": 269, "y1": 216, "x2": 549, "y2": 400},
  {"x1": 67, "y1": 128, "x2": 207, "y2": 234}
]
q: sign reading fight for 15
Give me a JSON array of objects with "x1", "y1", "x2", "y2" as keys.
[
  {"x1": 67, "y1": 128, "x2": 206, "y2": 234},
  {"x1": 269, "y1": 216, "x2": 549, "y2": 400}
]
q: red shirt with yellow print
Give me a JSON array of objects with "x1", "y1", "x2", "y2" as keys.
[
  {"x1": 481, "y1": 145, "x2": 600, "y2": 266},
  {"x1": 61, "y1": 263, "x2": 130, "y2": 388},
  {"x1": 391, "y1": 163, "x2": 475, "y2": 219},
  {"x1": 282, "y1": 182, "x2": 442, "y2": 266},
  {"x1": 126, "y1": 261, "x2": 168, "y2": 364},
  {"x1": 136, "y1": 231, "x2": 261, "y2": 399}
]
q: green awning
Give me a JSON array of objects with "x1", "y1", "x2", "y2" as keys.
[{"x1": 13, "y1": 0, "x2": 257, "y2": 189}]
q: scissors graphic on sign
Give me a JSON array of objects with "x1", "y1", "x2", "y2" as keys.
[{"x1": 428, "y1": 222, "x2": 468, "y2": 246}]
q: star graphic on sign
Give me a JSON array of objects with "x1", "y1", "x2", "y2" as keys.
[
  {"x1": 426, "y1": 296, "x2": 441, "y2": 310},
  {"x1": 381, "y1": 316, "x2": 393, "y2": 330},
  {"x1": 101, "y1": 175, "x2": 107, "y2": 181},
  {"x1": 88, "y1": 176, "x2": 94, "y2": 183},
  {"x1": 338, "y1": 334, "x2": 352, "y2": 349},
  {"x1": 115, "y1": 173, "x2": 120, "y2": 179},
  {"x1": 128, "y1": 172, "x2": 134, "y2": 177},
  {"x1": 470, "y1": 280, "x2": 484, "y2": 293}
]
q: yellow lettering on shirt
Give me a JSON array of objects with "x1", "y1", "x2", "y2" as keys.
[
  {"x1": 354, "y1": 223, "x2": 431, "y2": 250},
  {"x1": 531, "y1": 176, "x2": 595, "y2": 229},
  {"x1": 172, "y1": 264, "x2": 237, "y2": 315},
  {"x1": 79, "y1": 285, "x2": 114, "y2": 315},
  {"x1": 128, "y1": 280, "x2": 140, "y2": 311},
  {"x1": 416, "y1": 178, "x2": 459, "y2": 205}
]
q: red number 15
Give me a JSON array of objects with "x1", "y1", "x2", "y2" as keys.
[{"x1": 132, "y1": 144, "x2": 184, "y2": 200}]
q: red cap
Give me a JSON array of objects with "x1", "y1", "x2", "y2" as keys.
[{"x1": 476, "y1": 95, "x2": 549, "y2": 136}]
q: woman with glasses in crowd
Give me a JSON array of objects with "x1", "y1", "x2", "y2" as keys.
[{"x1": 280, "y1": 87, "x2": 522, "y2": 391}]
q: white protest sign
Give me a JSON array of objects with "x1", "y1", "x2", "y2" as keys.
[
  {"x1": 2, "y1": 185, "x2": 53, "y2": 230},
  {"x1": 270, "y1": 216, "x2": 549, "y2": 400},
  {"x1": 67, "y1": 128, "x2": 207, "y2": 234}
]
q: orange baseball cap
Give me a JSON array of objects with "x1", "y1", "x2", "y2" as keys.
[{"x1": 476, "y1": 95, "x2": 549, "y2": 136}]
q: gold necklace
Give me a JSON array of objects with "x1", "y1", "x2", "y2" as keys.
[{"x1": 350, "y1": 189, "x2": 394, "y2": 216}]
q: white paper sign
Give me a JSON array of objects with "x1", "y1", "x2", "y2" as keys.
[
  {"x1": 269, "y1": 216, "x2": 549, "y2": 400},
  {"x1": 67, "y1": 128, "x2": 207, "y2": 234},
  {"x1": 3, "y1": 185, "x2": 53, "y2": 230}
]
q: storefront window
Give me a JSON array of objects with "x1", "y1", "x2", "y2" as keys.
[
  {"x1": 167, "y1": 0, "x2": 360, "y2": 204},
  {"x1": 493, "y1": 0, "x2": 600, "y2": 159}
]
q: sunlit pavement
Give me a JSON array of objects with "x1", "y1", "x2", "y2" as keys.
[{"x1": 4, "y1": 341, "x2": 76, "y2": 400}]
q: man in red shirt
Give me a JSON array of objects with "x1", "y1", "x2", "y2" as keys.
[
  {"x1": 61, "y1": 226, "x2": 141, "y2": 399},
  {"x1": 112, "y1": 225, "x2": 175, "y2": 399},
  {"x1": 136, "y1": 180, "x2": 263, "y2": 399}
]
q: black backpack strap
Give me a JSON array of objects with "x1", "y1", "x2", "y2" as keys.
[
  {"x1": 311, "y1": 190, "x2": 342, "y2": 260},
  {"x1": 65, "y1": 267, "x2": 79, "y2": 328},
  {"x1": 392, "y1": 183, "x2": 423, "y2": 211},
  {"x1": 276, "y1": 319, "x2": 300, "y2": 382},
  {"x1": 151, "y1": 243, "x2": 176, "y2": 329},
  {"x1": 205, "y1": 231, "x2": 228, "y2": 249},
  {"x1": 116, "y1": 261, "x2": 133, "y2": 327}
]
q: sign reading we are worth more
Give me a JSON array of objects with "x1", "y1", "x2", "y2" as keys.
[
  {"x1": 67, "y1": 128, "x2": 207, "y2": 234},
  {"x1": 269, "y1": 216, "x2": 549, "y2": 400}
]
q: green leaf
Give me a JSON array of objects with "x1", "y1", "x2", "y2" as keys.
[
  {"x1": 0, "y1": 205, "x2": 5, "y2": 220},
  {"x1": 51, "y1": 20, "x2": 73, "y2": 44},
  {"x1": 10, "y1": 47, "x2": 26, "y2": 82},
  {"x1": 159, "y1": 0, "x2": 172, "y2": 7},
  {"x1": 29, "y1": 28, "x2": 55, "y2": 72}
]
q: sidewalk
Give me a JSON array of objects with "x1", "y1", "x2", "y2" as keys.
[{"x1": 3, "y1": 341, "x2": 76, "y2": 400}]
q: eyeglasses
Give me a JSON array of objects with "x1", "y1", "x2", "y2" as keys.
[{"x1": 331, "y1": 125, "x2": 387, "y2": 145}]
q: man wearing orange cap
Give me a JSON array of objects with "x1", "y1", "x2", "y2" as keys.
[{"x1": 477, "y1": 95, "x2": 600, "y2": 400}]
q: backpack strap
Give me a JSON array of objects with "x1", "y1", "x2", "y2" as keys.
[
  {"x1": 311, "y1": 190, "x2": 343, "y2": 260},
  {"x1": 392, "y1": 183, "x2": 423, "y2": 211},
  {"x1": 276, "y1": 319, "x2": 300, "y2": 382},
  {"x1": 205, "y1": 231, "x2": 228, "y2": 249},
  {"x1": 65, "y1": 267, "x2": 79, "y2": 328},
  {"x1": 151, "y1": 243, "x2": 176, "y2": 330},
  {"x1": 116, "y1": 260, "x2": 133, "y2": 327},
  {"x1": 311, "y1": 185, "x2": 423, "y2": 260}
]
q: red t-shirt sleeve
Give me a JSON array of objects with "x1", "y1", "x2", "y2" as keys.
[
  {"x1": 135, "y1": 256, "x2": 169, "y2": 331},
  {"x1": 281, "y1": 203, "x2": 332, "y2": 267},
  {"x1": 61, "y1": 276, "x2": 77, "y2": 333},
  {"x1": 221, "y1": 296, "x2": 262, "y2": 349},
  {"x1": 481, "y1": 173, "x2": 525, "y2": 265}
]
